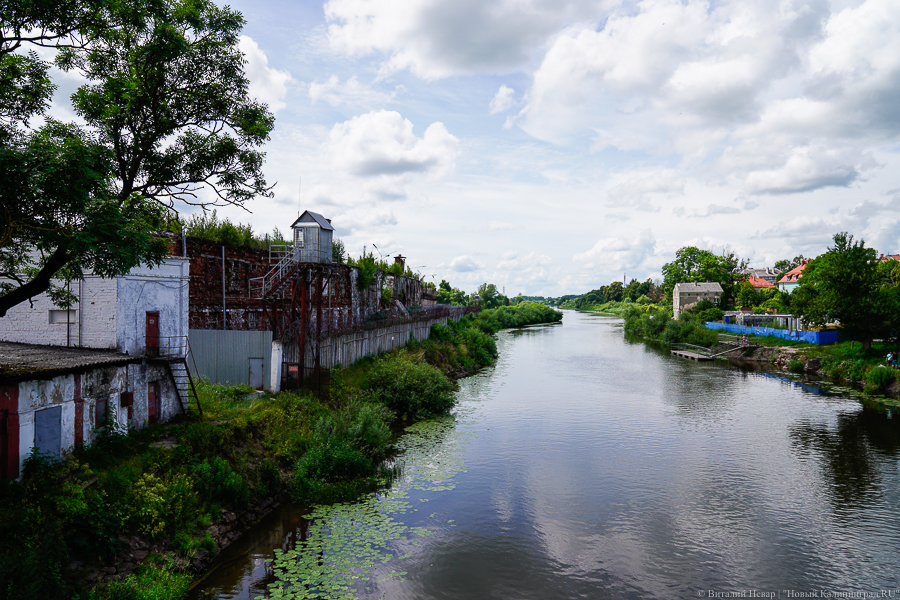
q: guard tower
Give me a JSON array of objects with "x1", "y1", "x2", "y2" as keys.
[
  {"x1": 250, "y1": 210, "x2": 335, "y2": 299},
  {"x1": 290, "y1": 210, "x2": 334, "y2": 264}
]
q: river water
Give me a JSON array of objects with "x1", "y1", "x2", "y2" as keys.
[{"x1": 190, "y1": 310, "x2": 900, "y2": 600}]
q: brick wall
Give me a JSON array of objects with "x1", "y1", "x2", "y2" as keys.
[{"x1": 0, "y1": 277, "x2": 117, "y2": 348}]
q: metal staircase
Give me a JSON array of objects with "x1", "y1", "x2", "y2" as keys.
[
  {"x1": 159, "y1": 336, "x2": 203, "y2": 416},
  {"x1": 250, "y1": 244, "x2": 301, "y2": 299}
]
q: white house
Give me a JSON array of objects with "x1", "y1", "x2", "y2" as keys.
[{"x1": 0, "y1": 257, "x2": 190, "y2": 478}]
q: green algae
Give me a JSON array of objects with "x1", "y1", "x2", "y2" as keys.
[{"x1": 262, "y1": 407, "x2": 478, "y2": 599}]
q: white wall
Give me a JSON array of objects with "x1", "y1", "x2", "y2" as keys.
[
  {"x1": 0, "y1": 277, "x2": 117, "y2": 347},
  {"x1": 116, "y1": 258, "x2": 190, "y2": 356}
]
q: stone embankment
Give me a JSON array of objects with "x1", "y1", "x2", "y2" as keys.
[{"x1": 723, "y1": 345, "x2": 900, "y2": 396}]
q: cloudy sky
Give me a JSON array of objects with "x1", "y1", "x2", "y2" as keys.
[{"x1": 151, "y1": 0, "x2": 900, "y2": 294}]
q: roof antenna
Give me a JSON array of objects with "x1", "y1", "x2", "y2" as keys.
[{"x1": 298, "y1": 176, "x2": 301, "y2": 217}]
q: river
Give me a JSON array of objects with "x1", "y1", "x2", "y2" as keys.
[{"x1": 189, "y1": 310, "x2": 900, "y2": 599}]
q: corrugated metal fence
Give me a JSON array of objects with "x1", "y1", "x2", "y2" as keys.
[
  {"x1": 705, "y1": 322, "x2": 838, "y2": 345},
  {"x1": 188, "y1": 330, "x2": 273, "y2": 389}
]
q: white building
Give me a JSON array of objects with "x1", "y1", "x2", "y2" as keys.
[{"x1": 0, "y1": 258, "x2": 190, "y2": 478}]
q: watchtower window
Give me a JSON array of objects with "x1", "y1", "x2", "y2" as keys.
[{"x1": 294, "y1": 228, "x2": 305, "y2": 249}]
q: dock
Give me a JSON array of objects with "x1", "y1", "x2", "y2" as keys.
[
  {"x1": 670, "y1": 337, "x2": 758, "y2": 362},
  {"x1": 671, "y1": 348, "x2": 713, "y2": 361}
]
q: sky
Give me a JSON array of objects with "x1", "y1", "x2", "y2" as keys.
[{"x1": 56, "y1": 0, "x2": 900, "y2": 296}]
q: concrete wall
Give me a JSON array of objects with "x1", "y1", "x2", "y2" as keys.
[
  {"x1": 14, "y1": 365, "x2": 129, "y2": 474},
  {"x1": 281, "y1": 309, "x2": 467, "y2": 385},
  {"x1": 116, "y1": 258, "x2": 190, "y2": 356}
]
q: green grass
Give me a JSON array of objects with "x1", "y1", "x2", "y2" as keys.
[{"x1": 0, "y1": 304, "x2": 559, "y2": 600}]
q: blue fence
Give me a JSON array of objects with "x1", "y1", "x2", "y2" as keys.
[{"x1": 704, "y1": 321, "x2": 838, "y2": 345}]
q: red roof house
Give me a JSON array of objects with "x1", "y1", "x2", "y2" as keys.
[
  {"x1": 746, "y1": 276, "x2": 773, "y2": 288},
  {"x1": 777, "y1": 260, "x2": 809, "y2": 293}
]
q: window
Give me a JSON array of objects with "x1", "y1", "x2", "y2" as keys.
[
  {"x1": 49, "y1": 309, "x2": 76, "y2": 324},
  {"x1": 294, "y1": 227, "x2": 305, "y2": 249}
]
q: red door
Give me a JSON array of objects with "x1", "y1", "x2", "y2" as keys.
[
  {"x1": 146, "y1": 312, "x2": 159, "y2": 356},
  {"x1": 0, "y1": 411, "x2": 7, "y2": 480},
  {"x1": 148, "y1": 382, "x2": 160, "y2": 425}
]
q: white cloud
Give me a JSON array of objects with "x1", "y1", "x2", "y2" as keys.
[
  {"x1": 450, "y1": 255, "x2": 483, "y2": 272},
  {"x1": 488, "y1": 220, "x2": 518, "y2": 231},
  {"x1": 489, "y1": 85, "x2": 516, "y2": 114},
  {"x1": 328, "y1": 110, "x2": 460, "y2": 179},
  {"x1": 514, "y1": 0, "x2": 900, "y2": 196},
  {"x1": 572, "y1": 229, "x2": 656, "y2": 273},
  {"x1": 497, "y1": 251, "x2": 552, "y2": 271},
  {"x1": 605, "y1": 171, "x2": 685, "y2": 211},
  {"x1": 309, "y1": 75, "x2": 397, "y2": 108},
  {"x1": 331, "y1": 209, "x2": 398, "y2": 237},
  {"x1": 239, "y1": 36, "x2": 293, "y2": 113},
  {"x1": 324, "y1": 0, "x2": 618, "y2": 79}
]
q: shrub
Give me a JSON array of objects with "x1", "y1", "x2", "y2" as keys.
[
  {"x1": 98, "y1": 563, "x2": 191, "y2": 600},
  {"x1": 193, "y1": 457, "x2": 251, "y2": 509},
  {"x1": 788, "y1": 358, "x2": 805, "y2": 373},
  {"x1": 132, "y1": 473, "x2": 198, "y2": 537},
  {"x1": 865, "y1": 366, "x2": 896, "y2": 390},
  {"x1": 697, "y1": 307, "x2": 724, "y2": 322},
  {"x1": 365, "y1": 356, "x2": 455, "y2": 420}
]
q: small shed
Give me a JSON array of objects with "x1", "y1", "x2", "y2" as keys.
[{"x1": 290, "y1": 211, "x2": 334, "y2": 264}]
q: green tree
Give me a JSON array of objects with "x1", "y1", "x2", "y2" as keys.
[
  {"x1": 775, "y1": 255, "x2": 806, "y2": 273},
  {"x1": 734, "y1": 281, "x2": 761, "y2": 309},
  {"x1": 791, "y1": 233, "x2": 889, "y2": 348},
  {"x1": 661, "y1": 246, "x2": 745, "y2": 306},
  {"x1": 0, "y1": 0, "x2": 274, "y2": 317},
  {"x1": 478, "y1": 283, "x2": 501, "y2": 309}
]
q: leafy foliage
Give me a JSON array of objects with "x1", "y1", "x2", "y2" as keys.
[
  {"x1": 365, "y1": 358, "x2": 456, "y2": 420},
  {"x1": 661, "y1": 246, "x2": 746, "y2": 306},
  {"x1": 791, "y1": 233, "x2": 899, "y2": 348},
  {"x1": 0, "y1": 0, "x2": 274, "y2": 317},
  {"x1": 623, "y1": 303, "x2": 719, "y2": 347}
]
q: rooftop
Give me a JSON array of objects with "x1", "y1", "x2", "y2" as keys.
[
  {"x1": 674, "y1": 282, "x2": 723, "y2": 293},
  {"x1": 777, "y1": 260, "x2": 809, "y2": 284},
  {"x1": 0, "y1": 341, "x2": 138, "y2": 382},
  {"x1": 746, "y1": 276, "x2": 774, "y2": 288}
]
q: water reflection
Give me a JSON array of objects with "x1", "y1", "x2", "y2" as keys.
[
  {"x1": 190, "y1": 309, "x2": 900, "y2": 599},
  {"x1": 789, "y1": 407, "x2": 900, "y2": 507}
]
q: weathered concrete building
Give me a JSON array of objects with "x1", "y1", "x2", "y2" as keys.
[
  {"x1": 0, "y1": 257, "x2": 192, "y2": 478},
  {"x1": 673, "y1": 282, "x2": 723, "y2": 317}
]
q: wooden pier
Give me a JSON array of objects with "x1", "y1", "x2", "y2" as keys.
[
  {"x1": 671, "y1": 348, "x2": 713, "y2": 361},
  {"x1": 670, "y1": 336, "x2": 758, "y2": 362}
]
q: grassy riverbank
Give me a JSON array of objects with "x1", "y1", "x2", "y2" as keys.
[
  {"x1": 621, "y1": 304, "x2": 899, "y2": 397},
  {"x1": 0, "y1": 303, "x2": 561, "y2": 600}
]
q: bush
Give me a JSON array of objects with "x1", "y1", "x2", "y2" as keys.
[
  {"x1": 865, "y1": 365, "x2": 896, "y2": 390},
  {"x1": 697, "y1": 307, "x2": 724, "y2": 322},
  {"x1": 365, "y1": 356, "x2": 455, "y2": 420},
  {"x1": 98, "y1": 564, "x2": 190, "y2": 600},
  {"x1": 788, "y1": 358, "x2": 805, "y2": 373},
  {"x1": 193, "y1": 458, "x2": 251, "y2": 509}
]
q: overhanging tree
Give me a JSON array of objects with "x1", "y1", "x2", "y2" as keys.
[
  {"x1": 0, "y1": 0, "x2": 274, "y2": 317},
  {"x1": 791, "y1": 233, "x2": 890, "y2": 348}
]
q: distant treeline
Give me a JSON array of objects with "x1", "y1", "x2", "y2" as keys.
[{"x1": 550, "y1": 278, "x2": 663, "y2": 310}]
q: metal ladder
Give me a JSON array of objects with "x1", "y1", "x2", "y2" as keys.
[
  {"x1": 168, "y1": 358, "x2": 202, "y2": 416},
  {"x1": 160, "y1": 336, "x2": 204, "y2": 416}
]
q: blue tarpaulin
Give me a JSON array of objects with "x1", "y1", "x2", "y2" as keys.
[{"x1": 704, "y1": 321, "x2": 838, "y2": 345}]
